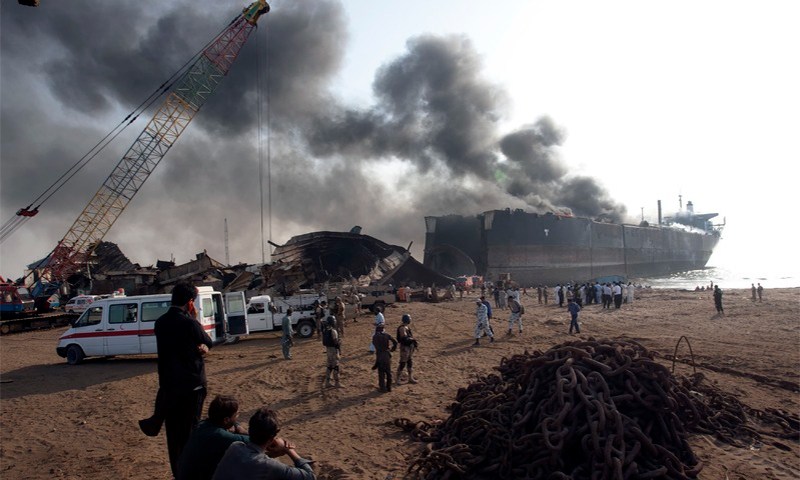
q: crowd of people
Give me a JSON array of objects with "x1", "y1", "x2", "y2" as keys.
[{"x1": 141, "y1": 277, "x2": 740, "y2": 477}]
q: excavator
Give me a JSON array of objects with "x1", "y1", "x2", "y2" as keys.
[{"x1": 5, "y1": 1, "x2": 270, "y2": 316}]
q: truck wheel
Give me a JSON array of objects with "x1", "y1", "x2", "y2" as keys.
[
  {"x1": 371, "y1": 301, "x2": 386, "y2": 313},
  {"x1": 66, "y1": 345, "x2": 85, "y2": 365},
  {"x1": 296, "y1": 320, "x2": 315, "y2": 339}
]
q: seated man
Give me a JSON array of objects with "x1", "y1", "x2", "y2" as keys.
[
  {"x1": 176, "y1": 395, "x2": 249, "y2": 480},
  {"x1": 212, "y1": 407, "x2": 315, "y2": 480}
]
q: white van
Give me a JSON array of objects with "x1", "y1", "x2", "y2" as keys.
[
  {"x1": 56, "y1": 287, "x2": 247, "y2": 365},
  {"x1": 63, "y1": 295, "x2": 101, "y2": 314},
  {"x1": 246, "y1": 292, "x2": 324, "y2": 338}
]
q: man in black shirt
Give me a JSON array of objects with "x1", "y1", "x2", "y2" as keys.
[{"x1": 146, "y1": 282, "x2": 214, "y2": 477}]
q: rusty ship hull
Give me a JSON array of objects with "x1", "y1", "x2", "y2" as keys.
[{"x1": 423, "y1": 209, "x2": 720, "y2": 286}]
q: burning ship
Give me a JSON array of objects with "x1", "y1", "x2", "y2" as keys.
[{"x1": 423, "y1": 199, "x2": 721, "y2": 285}]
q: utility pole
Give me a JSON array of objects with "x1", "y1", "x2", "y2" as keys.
[{"x1": 224, "y1": 218, "x2": 230, "y2": 266}]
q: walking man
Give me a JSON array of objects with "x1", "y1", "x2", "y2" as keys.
[
  {"x1": 395, "y1": 314, "x2": 418, "y2": 385},
  {"x1": 280, "y1": 308, "x2": 294, "y2": 360},
  {"x1": 372, "y1": 324, "x2": 397, "y2": 392},
  {"x1": 506, "y1": 295, "x2": 523, "y2": 336},
  {"x1": 567, "y1": 298, "x2": 581, "y2": 334},
  {"x1": 473, "y1": 300, "x2": 494, "y2": 346},
  {"x1": 322, "y1": 316, "x2": 342, "y2": 387}
]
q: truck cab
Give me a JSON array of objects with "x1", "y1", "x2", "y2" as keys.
[
  {"x1": 246, "y1": 292, "x2": 323, "y2": 338},
  {"x1": 358, "y1": 286, "x2": 396, "y2": 312}
]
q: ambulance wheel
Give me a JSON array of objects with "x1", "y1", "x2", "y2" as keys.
[
  {"x1": 296, "y1": 320, "x2": 315, "y2": 339},
  {"x1": 66, "y1": 345, "x2": 85, "y2": 365}
]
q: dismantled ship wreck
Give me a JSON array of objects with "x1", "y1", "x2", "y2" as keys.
[
  {"x1": 262, "y1": 229, "x2": 453, "y2": 294},
  {"x1": 423, "y1": 201, "x2": 721, "y2": 286}
]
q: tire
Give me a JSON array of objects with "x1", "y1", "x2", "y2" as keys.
[
  {"x1": 296, "y1": 319, "x2": 315, "y2": 339},
  {"x1": 66, "y1": 344, "x2": 85, "y2": 365}
]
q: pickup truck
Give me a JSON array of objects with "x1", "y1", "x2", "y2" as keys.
[
  {"x1": 246, "y1": 292, "x2": 325, "y2": 338},
  {"x1": 357, "y1": 287, "x2": 396, "y2": 313}
]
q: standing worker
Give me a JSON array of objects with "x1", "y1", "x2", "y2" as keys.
[
  {"x1": 757, "y1": 283, "x2": 763, "y2": 302},
  {"x1": 473, "y1": 300, "x2": 494, "y2": 346},
  {"x1": 713, "y1": 285, "x2": 724, "y2": 315},
  {"x1": 369, "y1": 306, "x2": 385, "y2": 353},
  {"x1": 322, "y1": 316, "x2": 342, "y2": 388},
  {"x1": 142, "y1": 281, "x2": 213, "y2": 478},
  {"x1": 395, "y1": 314, "x2": 418, "y2": 385},
  {"x1": 567, "y1": 298, "x2": 581, "y2": 334},
  {"x1": 372, "y1": 324, "x2": 397, "y2": 392},
  {"x1": 332, "y1": 296, "x2": 346, "y2": 338},
  {"x1": 280, "y1": 308, "x2": 294, "y2": 360},
  {"x1": 506, "y1": 295, "x2": 524, "y2": 336}
]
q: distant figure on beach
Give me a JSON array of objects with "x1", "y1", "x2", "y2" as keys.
[
  {"x1": 537, "y1": 285, "x2": 543, "y2": 304},
  {"x1": 757, "y1": 283, "x2": 763, "y2": 302},
  {"x1": 626, "y1": 282, "x2": 635, "y2": 304},
  {"x1": 371, "y1": 324, "x2": 397, "y2": 392},
  {"x1": 369, "y1": 306, "x2": 385, "y2": 353},
  {"x1": 332, "y1": 296, "x2": 346, "y2": 338},
  {"x1": 543, "y1": 285, "x2": 549, "y2": 304},
  {"x1": 613, "y1": 282, "x2": 623, "y2": 308},
  {"x1": 507, "y1": 295, "x2": 523, "y2": 336},
  {"x1": 473, "y1": 300, "x2": 494, "y2": 346},
  {"x1": 567, "y1": 298, "x2": 581, "y2": 334},
  {"x1": 713, "y1": 285, "x2": 724, "y2": 314},
  {"x1": 480, "y1": 295, "x2": 495, "y2": 338},
  {"x1": 281, "y1": 308, "x2": 294, "y2": 360},
  {"x1": 751, "y1": 283, "x2": 757, "y2": 301},
  {"x1": 322, "y1": 316, "x2": 341, "y2": 388},
  {"x1": 396, "y1": 314, "x2": 418, "y2": 385}
]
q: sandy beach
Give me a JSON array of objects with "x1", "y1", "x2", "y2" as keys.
[{"x1": 1, "y1": 287, "x2": 798, "y2": 479}]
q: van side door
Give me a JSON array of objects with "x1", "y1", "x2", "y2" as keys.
[
  {"x1": 72, "y1": 306, "x2": 105, "y2": 357},
  {"x1": 225, "y1": 292, "x2": 249, "y2": 336},
  {"x1": 103, "y1": 301, "x2": 141, "y2": 355},
  {"x1": 246, "y1": 300, "x2": 271, "y2": 333}
]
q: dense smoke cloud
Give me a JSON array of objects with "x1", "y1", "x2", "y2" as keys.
[{"x1": 0, "y1": 0, "x2": 626, "y2": 277}]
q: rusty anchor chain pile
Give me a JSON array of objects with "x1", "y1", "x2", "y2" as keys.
[{"x1": 399, "y1": 338, "x2": 709, "y2": 479}]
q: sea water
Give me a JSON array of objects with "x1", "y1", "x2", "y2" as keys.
[{"x1": 631, "y1": 251, "x2": 798, "y2": 290}]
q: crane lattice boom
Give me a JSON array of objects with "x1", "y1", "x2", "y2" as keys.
[{"x1": 43, "y1": 1, "x2": 269, "y2": 282}]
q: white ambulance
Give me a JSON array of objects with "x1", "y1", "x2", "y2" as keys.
[
  {"x1": 245, "y1": 292, "x2": 324, "y2": 338},
  {"x1": 55, "y1": 287, "x2": 248, "y2": 365}
]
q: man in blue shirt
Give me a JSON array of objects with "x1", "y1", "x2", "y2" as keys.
[{"x1": 568, "y1": 298, "x2": 581, "y2": 334}]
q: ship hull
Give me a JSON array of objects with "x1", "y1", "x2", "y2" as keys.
[{"x1": 424, "y1": 210, "x2": 719, "y2": 286}]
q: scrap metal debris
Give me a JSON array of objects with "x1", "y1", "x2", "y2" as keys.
[
  {"x1": 396, "y1": 338, "x2": 798, "y2": 480},
  {"x1": 262, "y1": 230, "x2": 452, "y2": 295}
]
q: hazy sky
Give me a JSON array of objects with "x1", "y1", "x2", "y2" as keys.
[{"x1": 1, "y1": 0, "x2": 798, "y2": 280}]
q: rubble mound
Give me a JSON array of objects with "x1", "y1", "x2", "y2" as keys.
[{"x1": 400, "y1": 338, "x2": 704, "y2": 479}]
